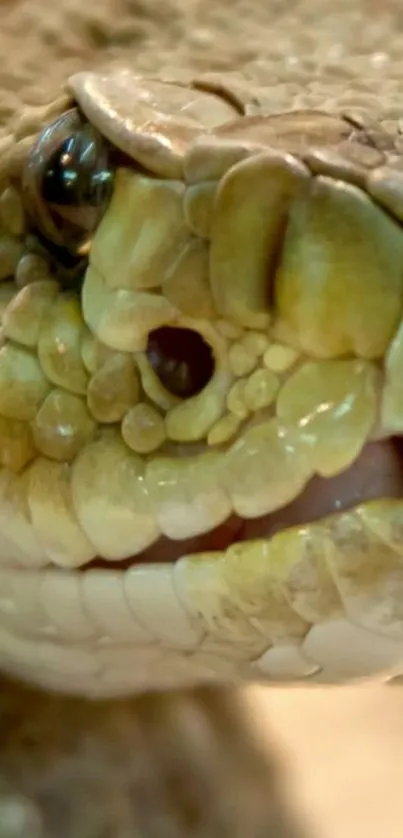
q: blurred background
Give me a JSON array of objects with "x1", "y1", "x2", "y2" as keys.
[{"x1": 253, "y1": 682, "x2": 403, "y2": 838}]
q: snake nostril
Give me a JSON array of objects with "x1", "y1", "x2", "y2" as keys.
[{"x1": 146, "y1": 326, "x2": 215, "y2": 399}]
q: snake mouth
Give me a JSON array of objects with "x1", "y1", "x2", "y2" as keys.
[{"x1": 86, "y1": 438, "x2": 403, "y2": 571}]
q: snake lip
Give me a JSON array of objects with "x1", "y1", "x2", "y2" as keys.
[
  {"x1": 83, "y1": 439, "x2": 403, "y2": 572},
  {"x1": 85, "y1": 516, "x2": 245, "y2": 571}
]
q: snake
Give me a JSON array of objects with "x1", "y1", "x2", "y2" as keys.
[{"x1": 2, "y1": 0, "x2": 403, "y2": 704}]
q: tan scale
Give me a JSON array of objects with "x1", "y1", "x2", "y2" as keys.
[
  {"x1": 0, "y1": 342, "x2": 50, "y2": 421},
  {"x1": 82, "y1": 264, "x2": 178, "y2": 353},
  {"x1": 175, "y1": 541, "x2": 310, "y2": 651},
  {"x1": 276, "y1": 359, "x2": 379, "y2": 477},
  {"x1": 0, "y1": 186, "x2": 25, "y2": 238},
  {"x1": 381, "y1": 319, "x2": 403, "y2": 432},
  {"x1": 210, "y1": 152, "x2": 311, "y2": 330},
  {"x1": 87, "y1": 353, "x2": 140, "y2": 424},
  {"x1": 0, "y1": 235, "x2": 24, "y2": 281},
  {"x1": 0, "y1": 416, "x2": 35, "y2": 473},
  {"x1": 224, "y1": 418, "x2": 313, "y2": 519},
  {"x1": 90, "y1": 170, "x2": 189, "y2": 292},
  {"x1": 2, "y1": 67, "x2": 403, "y2": 697},
  {"x1": 162, "y1": 238, "x2": 215, "y2": 319},
  {"x1": 80, "y1": 330, "x2": 114, "y2": 376},
  {"x1": 215, "y1": 318, "x2": 243, "y2": 340},
  {"x1": 183, "y1": 181, "x2": 216, "y2": 238},
  {"x1": 243, "y1": 367, "x2": 279, "y2": 412},
  {"x1": 121, "y1": 402, "x2": 166, "y2": 454},
  {"x1": 0, "y1": 469, "x2": 47, "y2": 566},
  {"x1": 263, "y1": 343, "x2": 299, "y2": 373},
  {"x1": 37, "y1": 294, "x2": 88, "y2": 395},
  {"x1": 27, "y1": 458, "x2": 95, "y2": 569},
  {"x1": 368, "y1": 165, "x2": 403, "y2": 223},
  {"x1": 71, "y1": 432, "x2": 161, "y2": 561},
  {"x1": 135, "y1": 351, "x2": 180, "y2": 412},
  {"x1": 207, "y1": 412, "x2": 243, "y2": 446},
  {"x1": 146, "y1": 450, "x2": 232, "y2": 540},
  {"x1": 241, "y1": 331, "x2": 270, "y2": 358},
  {"x1": 274, "y1": 177, "x2": 403, "y2": 358},
  {"x1": 228, "y1": 340, "x2": 258, "y2": 377},
  {"x1": 32, "y1": 388, "x2": 96, "y2": 461},
  {"x1": 15, "y1": 252, "x2": 51, "y2": 288},
  {"x1": 0, "y1": 282, "x2": 19, "y2": 318},
  {"x1": 226, "y1": 377, "x2": 250, "y2": 419},
  {"x1": 2, "y1": 279, "x2": 58, "y2": 348}
]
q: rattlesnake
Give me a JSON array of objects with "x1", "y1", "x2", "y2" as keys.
[{"x1": 1, "y1": 0, "x2": 403, "y2": 835}]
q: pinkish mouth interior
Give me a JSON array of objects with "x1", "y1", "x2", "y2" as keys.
[{"x1": 87, "y1": 439, "x2": 403, "y2": 571}]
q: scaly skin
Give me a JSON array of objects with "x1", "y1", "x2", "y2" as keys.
[
  {"x1": 1, "y1": 65, "x2": 403, "y2": 697},
  {"x1": 2, "y1": 1, "x2": 403, "y2": 835}
]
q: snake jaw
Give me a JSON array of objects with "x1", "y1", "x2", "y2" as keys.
[{"x1": 1, "y1": 71, "x2": 403, "y2": 695}]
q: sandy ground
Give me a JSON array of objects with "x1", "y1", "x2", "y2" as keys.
[{"x1": 1, "y1": 0, "x2": 403, "y2": 836}]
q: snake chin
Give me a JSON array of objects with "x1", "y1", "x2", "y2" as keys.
[{"x1": 87, "y1": 439, "x2": 403, "y2": 571}]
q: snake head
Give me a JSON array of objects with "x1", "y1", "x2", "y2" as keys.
[{"x1": 1, "y1": 69, "x2": 403, "y2": 695}]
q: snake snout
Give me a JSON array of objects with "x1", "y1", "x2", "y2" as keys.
[{"x1": 2, "y1": 69, "x2": 403, "y2": 695}]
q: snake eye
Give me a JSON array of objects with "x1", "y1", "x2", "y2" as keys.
[
  {"x1": 24, "y1": 109, "x2": 114, "y2": 255},
  {"x1": 147, "y1": 327, "x2": 215, "y2": 399}
]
